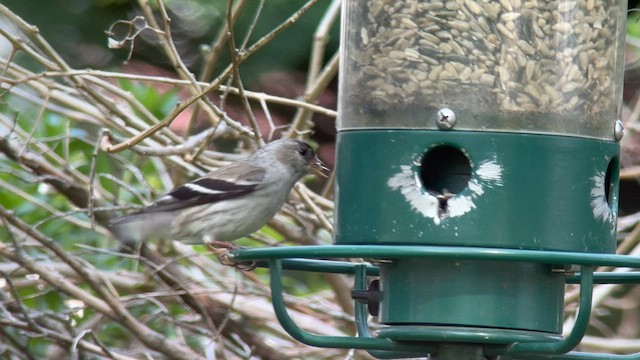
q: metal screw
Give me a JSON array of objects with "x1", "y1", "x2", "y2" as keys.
[
  {"x1": 436, "y1": 108, "x2": 456, "y2": 130},
  {"x1": 614, "y1": 119, "x2": 624, "y2": 142}
]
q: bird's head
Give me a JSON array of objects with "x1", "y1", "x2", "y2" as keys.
[{"x1": 266, "y1": 138, "x2": 329, "y2": 179}]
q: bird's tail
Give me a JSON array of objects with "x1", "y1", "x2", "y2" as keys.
[{"x1": 109, "y1": 212, "x2": 173, "y2": 245}]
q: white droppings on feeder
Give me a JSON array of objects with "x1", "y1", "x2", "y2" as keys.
[
  {"x1": 477, "y1": 160, "x2": 504, "y2": 185},
  {"x1": 590, "y1": 169, "x2": 615, "y2": 232},
  {"x1": 388, "y1": 157, "x2": 504, "y2": 225},
  {"x1": 468, "y1": 180, "x2": 484, "y2": 195},
  {"x1": 387, "y1": 165, "x2": 441, "y2": 223},
  {"x1": 590, "y1": 172, "x2": 608, "y2": 221},
  {"x1": 447, "y1": 194, "x2": 476, "y2": 217}
]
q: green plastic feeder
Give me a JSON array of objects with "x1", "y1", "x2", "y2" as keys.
[
  {"x1": 229, "y1": 0, "x2": 633, "y2": 358},
  {"x1": 334, "y1": 0, "x2": 626, "y2": 341}
]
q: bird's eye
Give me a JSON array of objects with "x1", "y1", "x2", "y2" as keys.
[{"x1": 298, "y1": 145, "x2": 314, "y2": 160}]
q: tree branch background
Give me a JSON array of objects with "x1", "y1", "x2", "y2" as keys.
[
  {"x1": 2, "y1": 0, "x2": 640, "y2": 359},
  {"x1": 0, "y1": 0, "x2": 350, "y2": 359}
]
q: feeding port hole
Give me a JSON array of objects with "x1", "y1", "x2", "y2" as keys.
[
  {"x1": 604, "y1": 157, "x2": 618, "y2": 207},
  {"x1": 420, "y1": 145, "x2": 472, "y2": 213}
]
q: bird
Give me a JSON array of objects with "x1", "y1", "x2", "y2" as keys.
[{"x1": 109, "y1": 138, "x2": 328, "y2": 260}]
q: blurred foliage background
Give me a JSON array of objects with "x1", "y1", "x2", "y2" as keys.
[
  {"x1": 1, "y1": 0, "x2": 340, "y2": 74},
  {"x1": 2, "y1": 0, "x2": 640, "y2": 359},
  {"x1": 0, "y1": 0, "x2": 347, "y2": 359}
]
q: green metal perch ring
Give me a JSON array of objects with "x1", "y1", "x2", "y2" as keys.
[{"x1": 229, "y1": 245, "x2": 640, "y2": 359}]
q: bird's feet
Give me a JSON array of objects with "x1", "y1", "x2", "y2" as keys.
[{"x1": 207, "y1": 241, "x2": 257, "y2": 271}]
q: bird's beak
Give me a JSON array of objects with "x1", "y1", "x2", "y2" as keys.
[{"x1": 310, "y1": 157, "x2": 329, "y2": 178}]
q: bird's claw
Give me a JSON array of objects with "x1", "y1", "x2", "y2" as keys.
[{"x1": 207, "y1": 242, "x2": 257, "y2": 271}]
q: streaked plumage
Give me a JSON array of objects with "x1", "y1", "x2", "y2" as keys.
[{"x1": 110, "y1": 138, "x2": 326, "y2": 245}]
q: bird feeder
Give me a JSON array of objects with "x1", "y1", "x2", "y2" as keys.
[
  {"x1": 335, "y1": 0, "x2": 624, "y2": 337},
  {"x1": 230, "y1": 0, "x2": 639, "y2": 358}
]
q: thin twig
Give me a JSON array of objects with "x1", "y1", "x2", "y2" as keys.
[
  {"x1": 294, "y1": 183, "x2": 333, "y2": 232},
  {"x1": 287, "y1": 51, "x2": 339, "y2": 137},
  {"x1": 13, "y1": 68, "x2": 336, "y2": 118},
  {"x1": 105, "y1": 0, "x2": 323, "y2": 152},
  {"x1": 88, "y1": 129, "x2": 108, "y2": 229},
  {"x1": 621, "y1": 165, "x2": 640, "y2": 180},
  {"x1": 226, "y1": 0, "x2": 263, "y2": 145},
  {"x1": 0, "y1": 206, "x2": 205, "y2": 360},
  {"x1": 0, "y1": 318, "x2": 138, "y2": 360}
]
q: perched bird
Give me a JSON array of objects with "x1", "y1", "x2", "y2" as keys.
[{"x1": 110, "y1": 138, "x2": 327, "y2": 250}]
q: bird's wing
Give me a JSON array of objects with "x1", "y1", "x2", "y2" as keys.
[{"x1": 137, "y1": 163, "x2": 266, "y2": 213}]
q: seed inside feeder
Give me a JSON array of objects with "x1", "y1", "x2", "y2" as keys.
[{"x1": 339, "y1": 0, "x2": 625, "y2": 139}]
